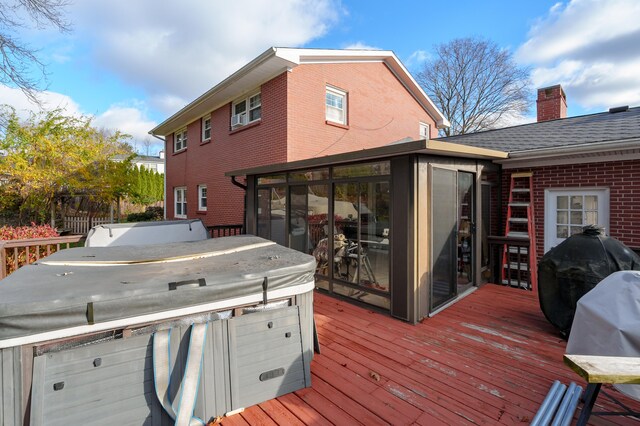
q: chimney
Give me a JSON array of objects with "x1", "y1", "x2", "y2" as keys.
[
  {"x1": 159, "y1": 150, "x2": 165, "y2": 159},
  {"x1": 537, "y1": 84, "x2": 567, "y2": 122}
]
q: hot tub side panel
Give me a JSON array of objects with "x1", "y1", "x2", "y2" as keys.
[{"x1": 1, "y1": 346, "x2": 24, "y2": 426}]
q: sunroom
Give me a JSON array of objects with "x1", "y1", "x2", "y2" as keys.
[{"x1": 227, "y1": 140, "x2": 507, "y2": 322}]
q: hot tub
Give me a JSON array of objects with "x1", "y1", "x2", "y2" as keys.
[{"x1": 0, "y1": 235, "x2": 315, "y2": 425}]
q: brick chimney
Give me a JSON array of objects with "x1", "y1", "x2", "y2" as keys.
[{"x1": 537, "y1": 84, "x2": 567, "y2": 122}]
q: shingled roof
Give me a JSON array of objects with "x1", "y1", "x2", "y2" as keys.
[{"x1": 437, "y1": 106, "x2": 640, "y2": 153}]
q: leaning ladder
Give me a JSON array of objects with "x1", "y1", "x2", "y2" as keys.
[{"x1": 501, "y1": 172, "x2": 538, "y2": 291}]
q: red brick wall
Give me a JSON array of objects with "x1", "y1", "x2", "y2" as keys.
[
  {"x1": 502, "y1": 159, "x2": 640, "y2": 261},
  {"x1": 286, "y1": 62, "x2": 438, "y2": 161},
  {"x1": 164, "y1": 72, "x2": 289, "y2": 225}
]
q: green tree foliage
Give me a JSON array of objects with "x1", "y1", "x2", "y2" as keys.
[
  {"x1": 128, "y1": 165, "x2": 164, "y2": 205},
  {"x1": 0, "y1": 107, "x2": 134, "y2": 224}
]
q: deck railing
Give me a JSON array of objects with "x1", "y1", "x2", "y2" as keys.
[
  {"x1": 488, "y1": 235, "x2": 533, "y2": 290},
  {"x1": 0, "y1": 235, "x2": 86, "y2": 279},
  {"x1": 207, "y1": 224, "x2": 244, "y2": 238}
]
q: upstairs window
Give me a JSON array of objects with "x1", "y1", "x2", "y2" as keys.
[
  {"x1": 174, "y1": 128, "x2": 187, "y2": 152},
  {"x1": 198, "y1": 184, "x2": 207, "y2": 211},
  {"x1": 202, "y1": 116, "x2": 211, "y2": 141},
  {"x1": 231, "y1": 92, "x2": 261, "y2": 128},
  {"x1": 175, "y1": 187, "x2": 187, "y2": 218},
  {"x1": 326, "y1": 86, "x2": 347, "y2": 125},
  {"x1": 419, "y1": 122, "x2": 430, "y2": 140}
]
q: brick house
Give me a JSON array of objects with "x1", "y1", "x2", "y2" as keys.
[
  {"x1": 149, "y1": 47, "x2": 449, "y2": 226},
  {"x1": 440, "y1": 85, "x2": 640, "y2": 259}
]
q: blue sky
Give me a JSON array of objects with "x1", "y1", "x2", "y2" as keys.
[{"x1": 3, "y1": 0, "x2": 640, "y2": 154}]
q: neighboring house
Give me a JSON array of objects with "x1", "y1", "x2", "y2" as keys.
[
  {"x1": 113, "y1": 152, "x2": 166, "y2": 174},
  {"x1": 439, "y1": 85, "x2": 640, "y2": 258},
  {"x1": 149, "y1": 47, "x2": 449, "y2": 224}
]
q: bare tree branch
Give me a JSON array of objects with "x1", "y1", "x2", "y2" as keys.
[
  {"x1": 0, "y1": 0, "x2": 70, "y2": 104},
  {"x1": 416, "y1": 37, "x2": 531, "y2": 136}
]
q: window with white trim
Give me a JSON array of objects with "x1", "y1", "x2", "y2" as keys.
[
  {"x1": 174, "y1": 128, "x2": 187, "y2": 152},
  {"x1": 544, "y1": 188, "x2": 609, "y2": 252},
  {"x1": 419, "y1": 122, "x2": 430, "y2": 139},
  {"x1": 202, "y1": 116, "x2": 211, "y2": 141},
  {"x1": 231, "y1": 92, "x2": 261, "y2": 128},
  {"x1": 326, "y1": 86, "x2": 347, "y2": 125},
  {"x1": 174, "y1": 187, "x2": 187, "y2": 218},
  {"x1": 198, "y1": 184, "x2": 207, "y2": 211}
]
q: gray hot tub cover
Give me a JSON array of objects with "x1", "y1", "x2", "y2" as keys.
[
  {"x1": 0, "y1": 235, "x2": 315, "y2": 341},
  {"x1": 566, "y1": 270, "x2": 640, "y2": 400}
]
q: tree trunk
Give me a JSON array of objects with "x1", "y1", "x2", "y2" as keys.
[{"x1": 50, "y1": 199, "x2": 56, "y2": 228}]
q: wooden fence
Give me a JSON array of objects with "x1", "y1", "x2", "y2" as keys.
[
  {"x1": 0, "y1": 235, "x2": 85, "y2": 279},
  {"x1": 63, "y1": 216, "x2": 112, "y2": 235}
]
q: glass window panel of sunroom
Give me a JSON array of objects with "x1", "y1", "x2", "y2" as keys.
[
  {"x1": 570, "y1": 195, "x2": 583, "y2": 209},
  {"x1": 570, "y1": 211, "x2": 583, "y2": 225},
  {"x1": 584, "y1": 195, "x2": 598, "y2": 210}
]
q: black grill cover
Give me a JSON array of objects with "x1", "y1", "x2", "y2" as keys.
[{"x1": 538, "y1": 226, "x2": 640, "y2": 336}]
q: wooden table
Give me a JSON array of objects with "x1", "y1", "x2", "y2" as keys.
[{"x1": 563, "y1": 354, "x2": 640, "y2": 425}]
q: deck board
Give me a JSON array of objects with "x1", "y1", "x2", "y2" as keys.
[{"x1": 219, "y1": 285, "x2": 640, "y2": 425}]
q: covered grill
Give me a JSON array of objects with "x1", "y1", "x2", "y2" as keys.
[{"x1": 538, "y1": 226, "x2": 640, "y2": 336}]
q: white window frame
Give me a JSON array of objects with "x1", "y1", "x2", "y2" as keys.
[
  {"x1": 326, "y1": 86, "x2": 347, "y2": 125},
  {"x1": 231, "y1": 91, "x2": 261, "y2": 128},
  {"x1": 544, "y1": 188, "x2": 609, "y2": 253},
  {"x1": 174, "y1": 128, "x2": 187, "y2": 152},
  {"x1": 419, "y1": 122, "x2": 430, "y2": 140},
  {"x1": 174, "y1": 187, "x2": 187, "y2": 218},
  {"x1": 198, "y1": 184, "x2": 207, "y2": 211},
  {"x1": 202, "y1": 116, "x2": 211, "y2": 142}
]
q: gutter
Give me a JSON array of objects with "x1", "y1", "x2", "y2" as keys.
[{"x1": 498, "y1": 137, "x2": 640, "y2": 162}]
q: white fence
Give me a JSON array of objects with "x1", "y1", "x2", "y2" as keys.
[{"x1": 63, "y1": 216, "x2": 112, "y2": 235}]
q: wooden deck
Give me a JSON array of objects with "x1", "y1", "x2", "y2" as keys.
[{"x1": 220, "y1": 285, "x2": 640, "y2": 425}]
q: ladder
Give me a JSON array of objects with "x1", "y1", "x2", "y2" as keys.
[{"x1": 501, "y1": 172, "x2": 538, "y2": 290}]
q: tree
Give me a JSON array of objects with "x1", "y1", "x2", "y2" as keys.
[
  {"x1": 0, "y1": 108, "x2": 133, "y2": 225},
  {"x1": 0, "y1": 0, "x2": 70, "y2": 103},
  {"x1": 416, "y1": 37, "x2": 531, "y2": 136}
]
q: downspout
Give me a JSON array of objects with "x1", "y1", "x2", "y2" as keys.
[
  {"x1": 150, "y1": 133, "x2": 167, "y2": 219},
  {"x1": 231, "y1": 176, "x2": 248, "y2": 233}
]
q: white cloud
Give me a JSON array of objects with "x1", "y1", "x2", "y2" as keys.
[
  {"x1": 0, "y1": 85, "x2": 82, "y2": 120},
  {"x1": 517, "y1": 0, "x2": 640, "y2": 110},
  {"x1": 404, "y1": 50, "x2": 430, "y2": 71},
  {"x1": 342, "y1": 42, "x2": 380, "y2": 50},
  {"x1": 68, "y1": 0, "x2": 343, "y2": 116},
  {"x1": 0, "y1": 84, "x2": 159, "y2": 151}
]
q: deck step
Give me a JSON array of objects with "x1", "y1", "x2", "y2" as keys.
[
  {"x1": 509, "y1": 202, "x2": 530, "y2": 207},
  {"x1": 511, "y1": 188, "x2": 530, "y2": 193}
]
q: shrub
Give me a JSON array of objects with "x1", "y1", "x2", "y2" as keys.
[{"x1": 126, "y1": 206, "x2": 164, "y2": 222}]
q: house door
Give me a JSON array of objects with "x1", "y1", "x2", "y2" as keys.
[{"x1": 431, "y1": 168, "x2": 476, "y2": 312}]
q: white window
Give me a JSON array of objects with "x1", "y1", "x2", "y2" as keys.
[
  {"x1": 202, "y1": 116, "x2": 211, "y2": 141},
  {"x1": 174, "y1": 128, "x2": 187, "y2": 152},
  {"x1": 419, "y1": 122, "x2": 430, "y2": 139},
  {"x1": 198, "y1": 184, "x2": 207, "y2": 211},
  {"x1": 326, "y1": 86, "x2": 347, "y2": 125},
  {"x1": 544, "y1": 188, "x2": 609, "y2": 252},
  {"x1": 175, "y1": 187, "x2": 187, "y2": 218},
  {"x1": 231, "y1": 92, "x2": 261, "y2": 127}
]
